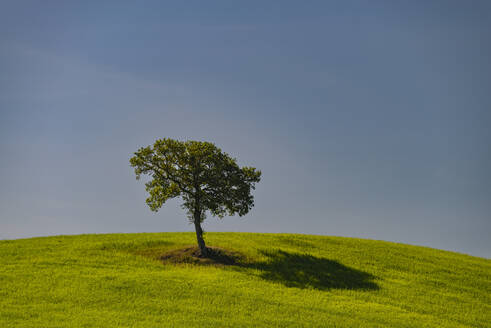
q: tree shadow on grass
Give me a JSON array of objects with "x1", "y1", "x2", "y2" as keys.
[
  {"x1": 248, "y1": 250, "x2": 379, "y2": 291},
  {"x1": 126, "y1": 243, "x2": 379, "y2": 292}
]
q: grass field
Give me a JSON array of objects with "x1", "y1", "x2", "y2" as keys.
[{"x1": 1, "y1": 232, "x2": 490, "y2": 327}]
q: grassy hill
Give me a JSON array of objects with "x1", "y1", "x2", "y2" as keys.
[{"x1": 0, "y1": 232, "x2": 489, "y2": 327}]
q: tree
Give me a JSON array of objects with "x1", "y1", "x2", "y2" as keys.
[{"x1": 129, "y1": 138, "x2": 261, "y2": 257}]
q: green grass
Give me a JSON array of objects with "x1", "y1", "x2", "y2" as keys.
[{"x1": 1, "y1": 232, "x2": 490, "y2": 327}]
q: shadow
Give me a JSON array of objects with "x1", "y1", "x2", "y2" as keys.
[
  {"x1": 248, "y1": 250, "x2": 379, "y2": 291},
  {"x1": 109, "y1": 241, "x2": 379, "y2": 292}
]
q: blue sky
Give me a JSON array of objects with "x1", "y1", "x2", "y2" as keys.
[{"x1": 1, "y1": 1, "x2": 490, "y2": 257}]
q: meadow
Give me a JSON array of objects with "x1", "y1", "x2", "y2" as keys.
[{"x1": 1, "y1": 232, "x2": 490, "y2": 327}]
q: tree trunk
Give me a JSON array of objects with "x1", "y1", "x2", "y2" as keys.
[{"x1": 193, "y1": 211, "x2": 208, "y2": 257}]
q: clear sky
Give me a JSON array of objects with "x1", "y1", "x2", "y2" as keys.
[{"x1": 1, "y1": 1, "x2": 490, "y2": 258}]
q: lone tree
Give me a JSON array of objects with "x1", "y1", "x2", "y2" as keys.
[{"x1": 130, "y1": 138, "x2": 261, "y2": 257}]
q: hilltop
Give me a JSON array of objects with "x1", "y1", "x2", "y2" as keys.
[{"x1": 1, "y1": 232, "x2": 489, "y2": 327}]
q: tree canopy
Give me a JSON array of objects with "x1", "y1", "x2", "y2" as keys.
[{"x1": 129, "y1": 138, "x2": 261, "y2": 256}]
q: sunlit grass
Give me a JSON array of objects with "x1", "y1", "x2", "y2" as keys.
[{"x1": 1, "y1": 232, "x2": 489, "y2": 327}]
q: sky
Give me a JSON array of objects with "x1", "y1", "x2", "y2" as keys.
[{"x1": 1, "y1": 1, "x2": 490, "y2": 258}]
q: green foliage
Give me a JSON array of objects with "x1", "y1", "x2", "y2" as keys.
[
  {"x1": 129, "y1": 139, "x2": 261, "y2": 221},
  {"x1": 1, "y1": 233, "x2": 490, "y2": 327}
]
